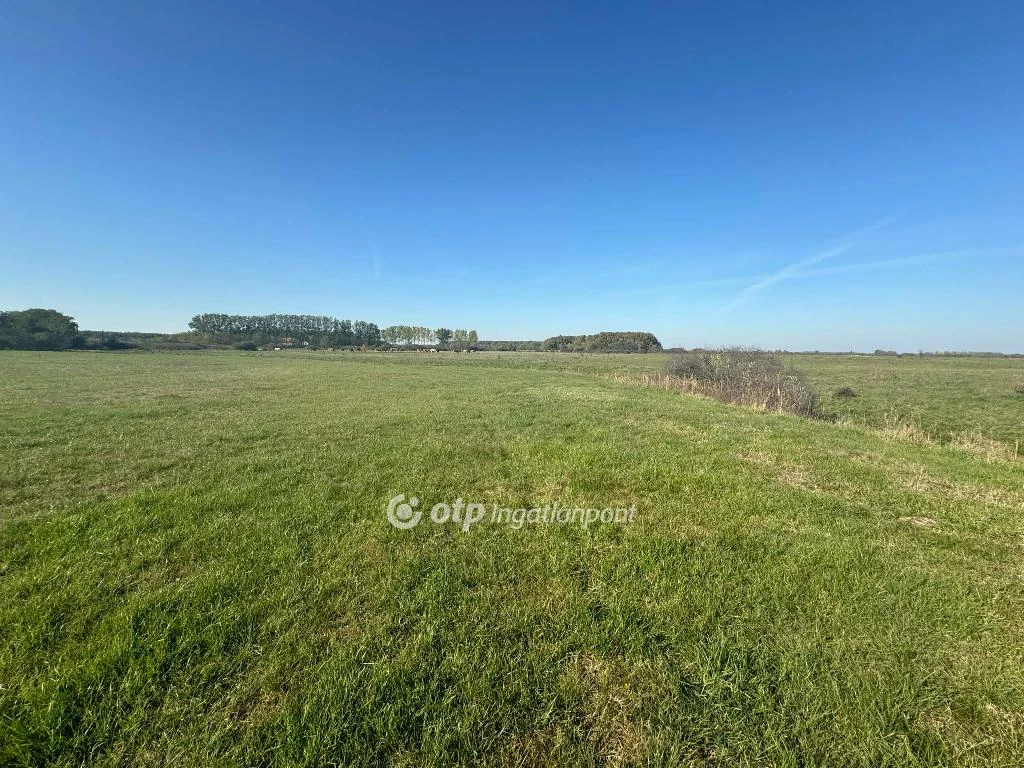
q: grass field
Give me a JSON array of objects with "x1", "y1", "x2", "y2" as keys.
[
  {"x1": 792, "y1": 354, "x2": 1024, "y2": 447},
  {"x1": 426, "y1": 351, "x2": 1024, "y2": 448},
  {"x1": 2, "y1": 350, "x2": 1023, "y2": 766}
]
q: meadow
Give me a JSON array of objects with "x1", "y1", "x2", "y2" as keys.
[
  {"x1": 1, "y1": 350, "x2": 1023, "y2": 766},
  {"x1": 440, "y1": 351, "x2": 1024, "y2": 449},
  {"x1": 792, "y1": 354, "x2": 1024, "y2": 447}
]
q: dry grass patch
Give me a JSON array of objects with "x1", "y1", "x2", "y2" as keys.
[
  {"x1": 949, "y1": 430, "x2": 1020, "y2": 463},
  {"x1": 737, "y1": 449, "x2": 846, "y2": 497},
  {"x1": 611, "y1": 371, "x2": 701, "y2": 395},
  {"x1": 564, "y1": 653, "x2": 653, "y2": 767},
  {"x1": 900, "y1": 466, "x2": 1024, "y2": 510},
  {"x1": 880, "y1": 413, "x2": 933, "y2": 445}
]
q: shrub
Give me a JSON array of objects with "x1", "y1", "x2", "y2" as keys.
[
  {"x1": 234, "y1": 341, "x2": 258, "y2": 351},
  {"x1": 665, "y1": 348, "x2": 820, "y2": 417},
  {"x1": 835, "y1": 386, "x2": 857, "y2": 398},
  {"x1": 1016, "y1": 384, "x2": 1024, "y2": 395}
]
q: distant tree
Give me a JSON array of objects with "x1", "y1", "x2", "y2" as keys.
[
  {"x1": 473, "y1": 340, "x2": 544, "y2": 351},
  {"x1": 0, "y1": 309, "x2": 82, "y2": 350},
  {"x1": 541, "y1": 331, "x2": 662, "y2": 353},
  {"x1": 541, "y1": 335, "x2": 576, "y2": 352},
  {"x1": 451, "y1": 329, "x2": 470, "y2": 350},
  {"x1": 352, "y1": 320, "x2": 381, "y2": 346},
  {"x1": 382, "y1": 325, "x2": 437, "y2": 346},
  {"x1": 188, "y1": 313, "x2": 380, "y2": 347},
  {"x1": 434, "y1": 328, "x2": 453, "y2": 347},
  {"x1": 468, "y1": 330, "x2": 478, "y2": 347}
]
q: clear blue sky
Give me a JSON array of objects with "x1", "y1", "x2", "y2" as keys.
[{"x1": 1, "y1": 1, "x2": 1021, "y2": 351}]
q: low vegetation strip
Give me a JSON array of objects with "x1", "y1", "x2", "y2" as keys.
[
  {"x1": 1, "y1": 351, "x2": 1022, "y2": 766},
  {"x1": 665, "y1": 348, "x2": 821, "y2": 417}
]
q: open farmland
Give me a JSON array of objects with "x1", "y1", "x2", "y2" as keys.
[
  {"x1": 1, "y1": 350, "x2": 1023, "y2": 766},
  {"x1": 428, "y1": 351, "x2": 1024, "y2": 449},
  {"x1": 791, "y1": 354, "x2": 1024, "y2": 447}
]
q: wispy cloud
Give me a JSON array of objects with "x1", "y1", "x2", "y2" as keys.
[
  {"x1": 785, "y1": 245, "x2": 1024, "y2": 281},
  {"x1": 711, "y1": 216, "x2": 898, "y2": 317},
  {"x1": 711, "y1": 242, "x2": 853, "y2": 317},
  {"x1": 566, "y1": 243, "x2": 1021, "y2": 305}
]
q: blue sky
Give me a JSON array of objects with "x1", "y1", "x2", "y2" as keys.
[{"x1": 1, "y1": 1, "x2": 1022, "y2": 351}]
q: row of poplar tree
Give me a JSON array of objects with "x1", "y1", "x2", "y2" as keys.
[{"x1": 188, "y1": 314, "x2": 479, "y2": 348}]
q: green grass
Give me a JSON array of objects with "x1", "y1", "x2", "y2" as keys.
[
  {"x1": 1, "y1": 350, "x2": 1022, "y2": 766},
  {"x1": 790, "y1": 354, "x2": 1024, "y2": 446},
  {"x1": 447, "y1": 350, "x2": 1024, "y2": 447}
]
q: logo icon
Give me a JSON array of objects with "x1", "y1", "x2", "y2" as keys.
[{"x1": 386, "y1": 494, "x2": 422, "y2": 529}]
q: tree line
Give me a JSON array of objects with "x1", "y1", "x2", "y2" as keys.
[
  {"x1": 0, "y1": 309, "x2": 185, "y2": 351},
  {"x1": 190, "y1": 318, "x2": 661, "y2": 352},
  {"x1": 0, "y1": 309, "x2": 82, "y2": 350},
  {"x1": 473, "y1": 340, "x2": 544, "y2": 351},
  {"x1": 541, "y1": 332, "x2": 662, "y2": 353},
  {"x1": 380, "y1": 326, "x2": 479, "y2": 349},
  {"x1": 188, "y1": 314, "x2": 383, "y2": 346},
  {"x1": 188, "y1": 315, "x2": 484, "y2": 350},
  {"x1": 1, "y1": 308, "x2": 663, "y2": 354}
]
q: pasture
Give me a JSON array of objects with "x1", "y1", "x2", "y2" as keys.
[{"x1": 1, "y1": 350, "x2": 1022, "y2": 766}]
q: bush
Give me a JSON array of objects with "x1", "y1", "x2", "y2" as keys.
[
  {"x1": 1016, "y1": 384, "x2": 1024, "y2": 395},
  {"x1": 665, "y1": 348, "x2": 819, "y2": 417},
  {"x1": 234, "y1": 341, "x2": 258, "y2": 351},
  {"x1": 835, "y1": 386, "x2": 857, "y2": 398}
]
